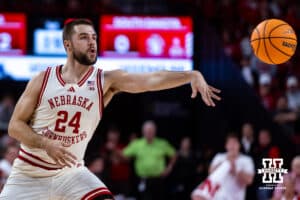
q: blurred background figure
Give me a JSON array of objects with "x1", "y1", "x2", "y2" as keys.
[
  {"x1": 0, "y1": 144, "x2": 19, "y2": 191},
  {"x1": 272, "y1": 155, "x2": 300, "y2": 200},
  {"x1": 286, "y1": 76, "x2": 300, "y2": 112},
  {"x1": 123, "y1": 120, "x2": 176, "y2": 200},
  {"x1": 273, "y1": 96, "x2": 298, "y2": 137},
  {"x1": 241, "y1": 122, "x2": 255, "y2": 156},
  {"x1": 254, "y1": 129, "x2": 281, "y2": 200},
  {"x1": 240, "y1": 57, "x2": 255, "y2": 87},
  {"x1": 258, "y1": 74, "x2": 277, "y2": 111},
  {"x1": 0, "y1": 94, "x2": 14, "y2": 133},
  {"x1": 100, "y1": 127, "x2": 131, "y2": 198},
  {"x1": 191, "y1": 133, "x2": 254, "y2": 200},
  {"x1": 169, "y1": 136, "x2": 199, "y2": 200},
  {"x1": 0, "y1": 145, "x2": 19, "y2": 178}
]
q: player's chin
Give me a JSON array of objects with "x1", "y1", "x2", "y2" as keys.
[{"x1": 88, "y1": 56, "x2": 97, "y2": 65}]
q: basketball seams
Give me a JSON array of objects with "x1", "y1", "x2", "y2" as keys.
[
  {"x1": 251, "y1": 19, "x2": 297, "y2": 64},
  {"x1": 268, "y1": 38, "x2": 293, "y2": 57},
  {"x1": 255, "y1": 28, "x2": 260, "y2": 56},
  {"x1": 269, "y1": 23, "x2": 289, "y2": 37},
  {"x1": 263, "y1": 21, "x2": 275, "y2": 64},
  {"x1": 251, "y1": 36, "x2": 297, "y2": 43},
  {"x1": 268, "y1": 22, "x2": 295, "y2": 58}
]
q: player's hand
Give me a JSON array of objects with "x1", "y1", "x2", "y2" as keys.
[
  {"x1": 41, "y1": 138, "x2": 77, "y2": 168},
  {"x1": 191, "y1": 71, "x2": 221, "y2": 106}
]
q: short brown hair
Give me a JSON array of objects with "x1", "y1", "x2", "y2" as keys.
[
  {"x1": 225, "y1": 132, "x2": 240, "y2": 144},
  {"x1": 62, "y1": 18, "x2": 94, "y2": 41}
]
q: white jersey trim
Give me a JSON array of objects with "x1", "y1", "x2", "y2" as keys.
[
  {"x1": 96, "y1": 69, "x2": 104, "y2": 117},
  {"x1": 37, "y1": 67, "x2": 51, "y2": 107}
]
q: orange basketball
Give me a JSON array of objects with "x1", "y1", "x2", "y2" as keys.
[{"x1": 250, "y1": 19, "x2": 297, "y2": 64}]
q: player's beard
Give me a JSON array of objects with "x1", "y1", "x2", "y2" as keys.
[{"x1": 73, "y1": 50, "x2": 97, "y2": 66}]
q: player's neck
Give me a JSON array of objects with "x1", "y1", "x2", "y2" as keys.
[{"x1": 63, "y1": 59, "x2": 91, "y2": 82}]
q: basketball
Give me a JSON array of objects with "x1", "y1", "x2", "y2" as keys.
[{"x1": 250, "y1": 19, "x2": 297, "y2": 64}]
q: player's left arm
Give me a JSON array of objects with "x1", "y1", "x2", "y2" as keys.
[{"x1": 103, "y1": 70, "x2": 221, "y2": 107}]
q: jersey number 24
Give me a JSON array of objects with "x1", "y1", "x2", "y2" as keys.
[{"x1": 54, "y1": 110, "x2": 81, "y2": 134}]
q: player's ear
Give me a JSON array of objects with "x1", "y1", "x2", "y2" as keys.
[{"x1": 63, "y1": 40, "x2": 71, "y2": 51}]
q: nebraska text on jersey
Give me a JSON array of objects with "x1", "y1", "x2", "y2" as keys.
[{"x1": 47, "y1": 95, "x2": 94, "y2": 111}]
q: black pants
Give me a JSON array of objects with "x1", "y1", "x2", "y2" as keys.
[{"x1": 139, "y1": 177, "x2": 165, "y2": 200}]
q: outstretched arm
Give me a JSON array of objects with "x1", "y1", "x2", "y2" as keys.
[{"x1": 103, "y1": 70, "x2": 221, "y2": 106}]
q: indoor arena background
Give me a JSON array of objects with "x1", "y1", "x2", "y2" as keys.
[{"x1": 1, "y1": 0, "x2": 300, "y2": 200}]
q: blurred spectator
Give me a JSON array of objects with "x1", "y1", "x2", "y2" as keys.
[
  {"x1": 123, "y1": 120, "x2": 176, "y2": 200},
  {"x1": 258, "y1": 74, "x2": 277, "y2": 111},
  {"x1": 286, "y1": 76, "x2": 300, "y2": 111},
  {"x1": 250, "y1": 55, "x2": 277, "y2": 77},
  {"x1": 254, "y1": 129, "x2": 280, "y2": 161},
  {"x1": 238, "y1": 0, "x2": 260, "y2": 25},
  {"x1": 0, "y1": 95, "x2": 14, "y2": 132},
  {"x1": 241, "y1": 122, "x2": 255, "y2": 156},
  {"x1": 273, "y1": 155, "x2": 300, "y2": 200},
  {"x1": 128, "y1": 132, "x2": 138, "y2": 142},
  {"x1": 100, "y1": 127, "x2": 131, "y2": 197},
  {"x1": 258, "y1": 0, "x2": 274, "y2": 20},
  {"x1": 0, "y1": 145, "x2": 19, "y2": 189},
  {"x1": 222, "y1": 29, "x2": 241, "y2": 62},
  {"x1": 254, "y1": 129, "x2": 281, "y2": 200},
  {"x1": 195, "y1": 144, "x2": 215, "y2": 182},
  {"x1": 66, "y1": 0, "x2": 81, "y2": 13},
  {"x1": 170, "y1": 137, "x2": 198, "y2": 200},
  {"x1": 240, "y1": 57, "x2": 255, "y2": 86},
  {"x1": 269, "y1": 0, "x2": 281, "y2": 18},
  {"x1": 279, "y1": 176, "x2": 298, "y2": 200},
  {"x1": 240, "y1": 26, "x2": 253, "y2": 59},
  {"x1": 285, "y1": 3, "x2": 300, "y2": 30},
  {"x1": 191, "y1": 133, "x2": 254, "y2": 200},
  {"x1": 273, "y1": 96, "x2": 298, "y2": 136},
  {"x1": 0, "y1": 135, "x2": 19, "y2": 150}
]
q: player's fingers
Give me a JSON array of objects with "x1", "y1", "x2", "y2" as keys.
[
  {"x1": 207, "y1": 93, "x2": 215, "y2": 107},
  {"x1": 51, "y1": 157, "x2": 62, "y2": 167},
  {"x1": 209, "y1": 85, "x2": 221, "y2": 93},
  {"x1": 200, "y1": 87, "x2": 213, "y2": 106},
  {"x1": 201, "y1": 92, "x2": 212, "y2": 106},
  {"x1": 205, "y1": 89, "x2": 215, "y2": 107},
  {"x1": 210, "y1": 91, "x2": 221, "y2": 101},
  {"x1": 58, "y1": 156, "x2": 71, "y2": 168},
  {"x1": 191, "y1": 85, "x2": 198, "y2": 98},
  {"x1": 55, "y1": 156, "x2": 65, "y2": 167},
  {"x1": 62, "y1": 149, "x2": 77, "y2": 160},
  {"x1": 63, "y1": 155, "x2": 76, "y2": 166}
]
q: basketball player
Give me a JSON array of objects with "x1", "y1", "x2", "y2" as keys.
[{"x1": 0, "y1": 19, "x2": 220, "y2": 200}]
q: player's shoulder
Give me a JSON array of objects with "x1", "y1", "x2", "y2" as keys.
[
  {"x1": 30, "y1": 67, "x2": 51, "y2": 84},
  {"x1": 24, "y1": 67, "x2": 53, "y2": 94}
]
